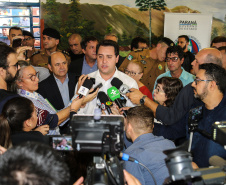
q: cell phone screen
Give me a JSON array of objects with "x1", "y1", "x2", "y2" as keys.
[{"x1": 50, "y1": 136, "x2": 74, "y2": 151}]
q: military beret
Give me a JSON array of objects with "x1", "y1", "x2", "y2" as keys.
[
  {"x1": 43, "y1": 28, "x2": 60, "y2": 40},
  {"x1": 160, "y1": 37, "x2": 175, "y2": 47},
  {"x1": 23, "y1": 30, "x2": 34, "y2": 38}
]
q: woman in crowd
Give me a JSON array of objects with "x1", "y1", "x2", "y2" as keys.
[
  {"x1": 153, "y1": 77, "x2": 186, "y2": 144},
  {"x1": 124, "y1": 59, "x2": 153, "y2": 100},
  {"x1": 0, "y1": 97, "x2": 49, "y2": 146},
  {"x1": 16, "y1": 65, "x2": 93, "y2": 135}
]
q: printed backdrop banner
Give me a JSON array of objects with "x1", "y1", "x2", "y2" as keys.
[{"x1": 164, "y1": 13, "x2": 212, "y2": 53}]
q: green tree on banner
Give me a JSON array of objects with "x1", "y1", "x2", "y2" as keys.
[{"x1": 135, "y1": 0, "x2": 166, "y2": 45}]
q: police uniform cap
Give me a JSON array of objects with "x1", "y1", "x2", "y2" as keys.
[
  {"x1": 23, "y1": 30, "x2": 34, "y2": 38},
  {"x1": 43, "y1": 28, "x2": 60, "y2": 40},
  {"x1": 160, "y1": 37, "x2": 175, "y2": 47}
]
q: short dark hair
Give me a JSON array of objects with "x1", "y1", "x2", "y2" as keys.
[
  {"x1": 199, "y1": 63, "x2": 226, "y2": 94},
  {"x1": 9, "y1": 26, "x2": 22, "y2": 35},
  {"x1": 0, "y1": 44, "x2": 16, "y2": 69},
  {"x1": 211, "y1": 36, "x2": 226, "y2": 47},
  {"x1": 158, "y1": 37, "x2": 175, "y2": 47},
  {"x1": 218, "y1": 46, "x2": 226, "y2": 53},
  {"x1": 81, "y1": 36, "x2": 98, "y2": 50},
  {"x1": 1, "y1": 97, "x2": 34, "y2": 133},
  {"x1": 96, "y1": 40, "x2": 119, "y2": 57},
  {"x1": 131, "y1": 37, "x2": 148, "y2": 51},
  {"x1": 0, "y1": 141, "x2": 70, "y2": 185},
  {"x1": 166, "y1": 45, "x2": 184, "y2": 60},
  {"x1": 127, "y1": 106, "x2": 154, "y2": 133},
  {"x1": 156, "y1": 77, "x2": 183, "y2": 107},
  {"x1": 178, "y1": 35, "x2": 190, "y2": 43}
]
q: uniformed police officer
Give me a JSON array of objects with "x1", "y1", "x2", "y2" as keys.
[
  {"x1": 30, "y1": 28, "x2": 70, "y2": 68},
  {"x1": 119, "y1": 37, "x2": 174, "y2": 92}
]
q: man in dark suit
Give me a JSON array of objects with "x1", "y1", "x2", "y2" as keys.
[
  {"x1": 68, "y1": 36, "x2": 98, "y2": 75},
  {"x1": 38, "y1": 51, "x2": 78, "y2": 133}
]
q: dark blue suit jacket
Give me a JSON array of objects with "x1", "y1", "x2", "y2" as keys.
[{"x1": 37, "y1": 73, "x2": 79, "y2": 111}]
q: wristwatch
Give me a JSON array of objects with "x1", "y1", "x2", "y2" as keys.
[{"x1": 140, "y1": 95, "x2": 147, "y2": 105}]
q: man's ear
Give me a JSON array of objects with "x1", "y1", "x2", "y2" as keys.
[
  {"x1": 116, "y1": 55, "x2": 119, "y2": 64},
  {"x1": 48, "y1": 64, "x2": 52, "y2": 72},
  {"x1": 24, "y1": 119, "x2": 31, "y2": 128},
  {"x1": 0, "y1": 67, "x2": 5, "y2": 77},
  {"x1": 82, "y1": 49, "x2": 86, "y2": 55},
  {"x1": 180, "y1": 57, "x2": 184, "y2": 65}
]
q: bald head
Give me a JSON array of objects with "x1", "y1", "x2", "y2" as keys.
[
  {"x1": 68, "y1": 34, "x2": 83, "y2": 54},
  {"x1": 191, "y1": 48, "x2": 222, "y2": 75}
]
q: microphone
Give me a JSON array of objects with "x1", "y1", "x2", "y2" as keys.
[
  {"x1": 209, "y1": 155, "x2": 226, "y2": 168},
  {"x1": 97, "y1": 91, "x2": 113, "y2": 114},
  {"x1": 111, "y1": 77, "x2": 131, "y2": 95},
  {"x1": 107, "y1": 86, "x2": 127, "y2": 117},
  {"x1": 77, "y1": 78, "x2": 94, "y2": 98}
]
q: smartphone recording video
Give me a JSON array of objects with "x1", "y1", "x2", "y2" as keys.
[
  {"x1": 12, "y1": 38, "x2": 22, "y2": 48},
  {"x1": 50, "y1": 136, "x2": 74, "y2": 151}
]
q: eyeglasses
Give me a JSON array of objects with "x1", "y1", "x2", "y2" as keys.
[
  {"x1": 6, "y1": 62, "x2": 19, "y2": 70},
  {"x1": 124, "y1": 69, "x2": 142, "y2": 77},
  {"x1": 23, "y1": 37, "x2": 33, "y2": 42},
  {"x1": 194, "y1": 78, "x2": 212, "y2": 85},
  {"x1": 165, "y1": 57, "x2": 179, "y2": 62},
  {"x1": 21, "y1": 72, "x2": 39, "y2": 81},
  {"x1": 154, "y1": 86, "x2": 165, "y2": 94}
]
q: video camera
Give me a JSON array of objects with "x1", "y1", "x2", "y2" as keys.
[{"x1": 69, "y1": 114, "x2": 125, "y2": 185}]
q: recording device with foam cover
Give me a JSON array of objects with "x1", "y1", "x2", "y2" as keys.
[
  {"x1": 97, "y1": 91, "x2": 113, "y2": 114},
  {"x1": 70, "y1": 114, "x2": 124, "y2": 185},
  {"x1": 111, "y1": 77, "x2": 128, "y2": 105},
  {"x1": 107, "y1": 86, "x2": 127, "y2": 117},
  {"x1": 163, "y1": 145, "x2": 226, "y2": 185}
]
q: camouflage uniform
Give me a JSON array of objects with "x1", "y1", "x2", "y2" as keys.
[
  {"x1": 30, "y1": 49, "x2": 71, "y2": 69},
  {"x1": 119, "y1": 49, "x2": 166, "y2": 92}
]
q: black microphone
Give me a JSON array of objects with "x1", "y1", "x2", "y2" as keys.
[
  {"x1": 77, "y1": 78, "x2": 94, "y2": 99},
  {"x1": 209, "y1": 155, "x2": 226, "y2": 168},
  {"x1": 97, "y1": 91, "x2": 113, "y2": 114},
  {"x1": 111, "y1": 77, "x2": 131, "y2": 95}
]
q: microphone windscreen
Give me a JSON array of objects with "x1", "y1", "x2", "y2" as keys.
[
  {"x1": 97, "y1": 91, "x2": 109, "y2": 103},
  {"x1": 111, "y1": 77, "x2": 123, "y2": 89},
  {"x1": 119, "y1": 84, "x2": 130, "y2": 95},
  {"x1": 209, "y1": 155, "x2": 226, "y2": 168},
  {"x1": 83, "y1": 78, "x2": 94, "y2": 89}
]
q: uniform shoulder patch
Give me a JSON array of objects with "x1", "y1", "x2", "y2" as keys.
[{"x1": 127, "y1": 55, "x2": 133, "y2": 61}]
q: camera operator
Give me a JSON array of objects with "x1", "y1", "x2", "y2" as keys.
[{"x1": 123, "y1": 106, "x2": 175, "y2": 185}]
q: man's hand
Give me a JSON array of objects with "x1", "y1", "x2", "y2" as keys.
[
  {"x1": 0, "y1": 146, "x2": 7, "y2": 155},
  {"x1": 124, "y1": 170, "x2": 141, "y2": 185},
  {"x1": 16, "y1": 46, "x2": 32, "y2": 61},
  {"x1": 76, "y1": 74, "x2": 88, "y2": 95},
  {"x1": 34, "y1": 125, "x2": 49, "y2": 135},
  {"x1": 73, "y1": 176, "x2": 84, "y2": 185},
  {"x1": 126, "y1": 88, "x2": 144, "y2": 105},
  {"x1": 82, "y1": 88, "x2": 99, "y2": 105},
  {"x1": 71, "y1": 96, "x2": 84, "y2": 112}
]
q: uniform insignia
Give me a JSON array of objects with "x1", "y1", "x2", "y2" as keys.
[
  {"x1": 134, "y1": 48, "x2": 143, "y2": 52},
  {"x1": 62, "y1": 50, "x2": 70, "y2": 56},
  {"x1": 127, "y1": 55, "x2": 133, "y2": 61},
  {"x1": 140, "y1": 55, "x2": 146, "y2": 59},
  {"x1": 141, "y1": 60, "x2": 147, "y2": 65},
  {"x1": 158, "y1": 64, "x2": 163, "y2": 70},
  {"x1": 31, "y1": 50, "x2": 40, "y2": 57}
]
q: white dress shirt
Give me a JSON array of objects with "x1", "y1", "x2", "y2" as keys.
[{"x1": 75, "y1": 68, "x2": 139, "y2": 115}]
